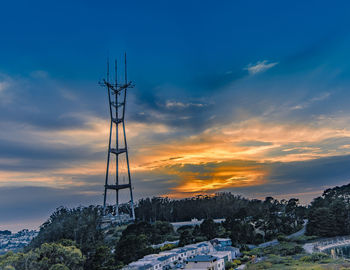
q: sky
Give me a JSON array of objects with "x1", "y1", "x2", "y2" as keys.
[{"x1": 2, "y1": 0, "x2": 350, "y2": 231}]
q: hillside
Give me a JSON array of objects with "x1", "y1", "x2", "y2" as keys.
[{"x1": 2, "y1": 184, "x2": 350, "y2": 269}]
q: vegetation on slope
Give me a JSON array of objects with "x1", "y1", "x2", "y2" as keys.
[
  {"x1": 245, "y1": 239, "x2": 350, "y2": 270},
  {"x1": 307, "y1": 183, "x2": 350, "y2": 237},
  {"x1": 0, "y1": 241, "x2": 84, "y2": 270},
  {"x1": 5, "y1": 183, "x2": 350, "y2": 269}
]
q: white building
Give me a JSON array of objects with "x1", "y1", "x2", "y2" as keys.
[
  {"x1": 124, "y1": 239, "x2": 239, "y2": 270},
  {"x1": 185, "y1": 255, "x2": 225, "y2": 270},
  {"x1": 170, "y1": 219, "x2": 226, "y2": 231}
]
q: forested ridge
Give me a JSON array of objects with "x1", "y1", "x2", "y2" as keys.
[
  {"x1": 306, "y1": 183, "x2": 350, "y2": 237},
  {"x1": 2, "y1": 185, "x2": 350, "y2": 269}
]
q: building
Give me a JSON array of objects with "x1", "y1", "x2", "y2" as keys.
[
  {"x1": 124, "y1": 239, "x2": 239, "y2": 270},
  {"x1": 214, "y1": 246, "x2": 240, "y2": 259},
  {"x1": 185, "y1": 255, "x2": 225, "y2": 270},
  {"x1": 0, "y1": 229, "x2": 38, "y2": 254},
  {"x1": 170, "y1": 219, "x2": 225, "y2": 231},
  {"x1": 210, "y1": 251, "x2": 232, "y2": 263},
  {"x1": 210, "y1": 238, "x2": 232, "y2": 247}
]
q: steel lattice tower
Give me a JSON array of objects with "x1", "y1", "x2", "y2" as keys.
[{"x1": 100, "y1": 53, "x2": 135, "y2": 220}]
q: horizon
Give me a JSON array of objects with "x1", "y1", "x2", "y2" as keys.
[
  {"x1": 2, "y1": 0, "x2": 350, "y2": 232},
  {"x1": 1, "y1": 184, "x2": 344, "y2": 233}
]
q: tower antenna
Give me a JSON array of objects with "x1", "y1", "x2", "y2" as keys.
[{"x1": 99, "y1": 54, "x2": 135, "y2": 223}]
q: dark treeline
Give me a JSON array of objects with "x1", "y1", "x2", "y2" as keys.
[
  {"x1": 136, "y1": 192, "x2": 306, "y2": 224},
  {"x1": 306, "y1": 183, "x2": 350, "y2": 237},
  {"x1": 136, "y1": 193, "x2": 307, "y2": 245}
]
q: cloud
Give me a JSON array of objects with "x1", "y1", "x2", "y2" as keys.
[
  {"x1": 291, "y1": 92, "x2": 331, "y2": 111},
  {"x1": 0, "y1": 81, "x2": 9, "y2": 93},
  {"x1": 244, "y1": 60, "x2": 278, "y2": 75},
  {"x1": 165, "y1": 100, "x2": 206, "y2": 109},
  {"x1": 30, "y1": 70, "x2": 49, "y2": 79},
  {"x1": 0, "y1": 76, "x2": 13, "y2": 104}
]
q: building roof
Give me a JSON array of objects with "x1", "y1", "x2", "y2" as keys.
[
  {"x1": 213, "y1": 238, "x2": 231, "y2": 242},
  {"x1": 215, "y1": 246, "x2": 239, "y2": 252},
  {"x1": 187, "y1": 255, "x2": 218, "y2": 262},
  {"x1": 157, "y1": 254, "x2": 173, "y2": 262}
]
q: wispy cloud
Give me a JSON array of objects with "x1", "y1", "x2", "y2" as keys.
[
  {"x1": 165, "y1": 100, "x2": 206, "y2": 109},
  {"x1": 244, "y1": 60, "x2": 278, "y2": 75},
  {"x1": 291, "y1": 92, "x2": 331, "y2": 111},
  {"x1": 0, "y1": 76, "x2": 13, "y2": 105},
  {"x1": 0, "y1": 81, "x2": 9, "y2": 93}
]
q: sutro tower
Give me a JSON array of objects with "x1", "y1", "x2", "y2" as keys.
[{"x1": 100, "y1": 53, "x2": 135, "y2": 220}]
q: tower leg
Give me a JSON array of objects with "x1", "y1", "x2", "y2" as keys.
[{"x1": 103, "y1": 120, "x2": 113, "y2": 213}]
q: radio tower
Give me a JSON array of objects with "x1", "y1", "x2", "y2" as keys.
[{"x1": 100, "y1": 53, "x2": 135, "y2": 221}]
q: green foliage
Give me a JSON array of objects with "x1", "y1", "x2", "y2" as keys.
[
  {"x1": 179, "y1": 229, "x2": 194, "y2": 246},
  {"x1": 135, "y1": 193, "x2": 306, "y2": 247},
  {"x1": 136, "y1": 193, "x2": 306, "y2": 226},
  {"x1": 29, "y1": 206, "x2": 104, "y2": 251},
  {"x1": 26, "y1": 206, "x2": 116, "y2": 270},
  {"x1": 277, "y1": 234, "x2": 289, "y2": 242},
  {"x1": 233, "y1": 259, "x2": 241, "y2": 265},
  {"x1": 114, "y1": 221, "x2": 176, "y2": 264},
  {"x1": 250, "y1": 242, "x2": 303, "y2": 257},
  {"x1": 115, "y1": 234, "x2": 154, "y2": 264},
  {"x1": 245, "y1": 252, "x2": 349, "y2": 270},
  {"x1": 290, "y1": 235, "x2": 318, "y2": 244},
  {"x1": 299, "y1": 253, "x2": 330, "y2": 263},
  {"x1": 225, "y1": 219, "x2": 255, "y2": 244},
  {"x1": 307, "y1": 183, "x2": 350, "y2": 237},
  {"x1": 241, "y1": 255, "x2": 251, "y2": 262},
  {"x1": 0, "y1": 242, "x2": 84, "y2": 270},
  {"x1": 200, "y1": 218, "x2": 219, "y2": 240},
  {"x1": 160, "y1": 244, "x2": 176, "y2": 251},
  {"x1": 225, "y1": 261, "x2": 237, "y2": 269},
  {"x1": 49, "y1": 264, "x2": 69, "y2": 270},
  {"x1": 247, "y1": 261, "x2": 273, "y2": 269}
]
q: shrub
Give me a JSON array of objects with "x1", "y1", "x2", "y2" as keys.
[
  {"x1": 241, "y1": 255, "x2": 250, "y2": 262},
  {"x1": 277, "y1": 235, "x2": 289, "y2": 242},
  {"x1": 225, "y1": 261, "x2": 236, "y2": 269},
  {"x1": 233, "y1": 259, "x2": 241, "y2": 265},
  {"x1": 264, "y1": 242, "x2": 303, "y2": 256},
  {"x1": 300, "y1": 252, "x2": 329, "y2": 262}
]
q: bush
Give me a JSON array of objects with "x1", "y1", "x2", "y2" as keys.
[
  {"x1": 300, "y1": 252, "x2": 329, "y2": 262},
  {"x1": 277, "y1": 235, "x2": 289, "y2": 242},
  {"x1": 290, "y1": 235, "x2": 319, "y2": 244},
  {"x1": 225, "y1": 261, "x2": 237, "y2": 269},
  {"x1": 160, "y1": 244, "x2": 176, "y2": 251},
  {"x1": 233, "y1": 259, "x2": 241, "y2": 265},
  {"x1": 263, "y1": 242, "x2": 303, "y2": 256},
  {"x1": 241, "y1": 255, "x2": 250, "y2": 262},
  {"x1": 246, "y1": 261, "x2": 273, "y2": 269},
  {"x1": 267, "y1": 254, "x2": 285, "y2": 264},
  {"x1": 49, "y1": 264, "x2": 70, "y2": 270}
]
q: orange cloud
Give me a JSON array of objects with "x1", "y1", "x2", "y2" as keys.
[{"x1": 4, "y1": 114, "x2": 350, "y2": 197}]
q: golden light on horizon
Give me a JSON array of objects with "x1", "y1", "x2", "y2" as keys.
[{"x1": 5, "y1": 114, "x2": 350, "y2": 197}]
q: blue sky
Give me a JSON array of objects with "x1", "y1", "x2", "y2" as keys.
[{"x1": 2, "y1": 0, "x2": 350, "y2": 231}]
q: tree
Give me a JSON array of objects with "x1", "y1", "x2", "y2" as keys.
[
  {"x1": 200, "y1": 219, "x2": 218, "y2": 240},
  {"x1": 0, "y1": 242, "x2": 84, "y2": 270},
  {"x1": 306, "y1": 207, "x2": 333, "y2": 236},
  {"x1": 49, "y1": 264, "x2": 69, "y2": 270},
  {"x1": 115, "y1": 234, "x2": 153, "y2": 264},
  {"x1": 28, "y1": 206, "x2": 106, "y2": 270},
  {"x1": 179, "y1": 229, "x2": 194, "y2": 246}
]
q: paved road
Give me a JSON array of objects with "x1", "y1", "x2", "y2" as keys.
[{"x1": 287, "y1": 220, "x2": 308, "y2": 239}]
